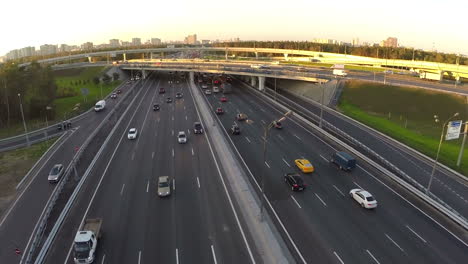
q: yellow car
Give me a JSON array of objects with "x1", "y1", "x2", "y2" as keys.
[{"x1": 294, "y1": 159, "x2": 314, "y2": 173}]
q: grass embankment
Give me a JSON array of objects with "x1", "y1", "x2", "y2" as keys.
[
  {"x1": 0, "y1": 138, "x2": 58, "y2": 215},
  {"x1": 338, "y1": 80, "x2": 468, "y2": 175}
]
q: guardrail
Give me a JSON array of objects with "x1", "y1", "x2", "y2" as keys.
[
  {"x1": 239, "y1": 79, "x2": 468, "y2": 230},
  {"x1": 22, "y1": 78, "x2": 143, "y2": 264}
]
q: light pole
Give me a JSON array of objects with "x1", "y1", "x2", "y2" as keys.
[
  {"x1": 44, "y1": 106, "x2": 52, "y2": 143},
  {"x1": 426, "y1": 112, "x2": 459, "y2": 194},
  {"x1": 319, "y1": 81, "x2": 324, "y2": 128},
  {"x1": 18, "y1": 93, "x2": 30, "y2": 147},
  {"x1": 261, "y1": 110, "x2": 293, "y2": 221}
]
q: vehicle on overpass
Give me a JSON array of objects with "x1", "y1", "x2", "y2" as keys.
[
  {"x1": 420, "y1": 71, "x2": 442, "y2": 81},
  {"x1": 73, "y1": 218, "x2": 102, "y2": 264}
]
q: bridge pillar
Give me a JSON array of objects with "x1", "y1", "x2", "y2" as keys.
[
  {"x1": 189, "y1": 71, "x2": 194, "y2": 82},
  {"x1": 88, "y1": 56, "x2": 92, "y2": 63},
  {"x1": 123, "y1": 53, "x2": 127, "y2": 62},
  {"x1": 225, "y1": 50, "x2": 228, "y2": 60},
  {"x1": 258, "y1": 76, "x2": 265, "y2": 91},
  {"x1": 250, "y1": 76, "x2": 257, "y2": 87},
  {"x1": 284, "y1": 53, "x2": 289, "y2": 61},
  {"x1": 150, "y1": 52, "x2": 153, "y2": 60},
  {"x1": 456, "y1": 75, "x2": 461, "y2": 84},
  {"x1": 142, "y1": 70, "x2": 147, "y2": 79},
  {"x1": 255, "y1": 52, "x2": 259, "y2": 60}
]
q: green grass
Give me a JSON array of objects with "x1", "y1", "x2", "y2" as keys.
[
  {"x1": 338, "y1": 80, "x2": 468, "y2": 175},
  {"x1": 0, "y1": 138, "x2": 58, "y2": 214}
]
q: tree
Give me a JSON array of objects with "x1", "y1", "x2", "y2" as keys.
[
  {"x1": 93, "y1": 76, "x2": 100, "y2": 85},
  {"x1": 112, "y1": 72, "x2": 119, "y2": 81},
  {"x1": 102, "y1": 74, "x2": 111, "y2": 84}
]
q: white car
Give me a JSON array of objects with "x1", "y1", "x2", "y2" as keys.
[
  {"x1": 213, "y1": 86, "x2": 219, "y2": 93},
  {"x1": 128, "y1": 128, "x2": 138, "y2": 140},
  {"x1": 205, "y1": 89, "x2": 212, "y2": 95},
  {"x1": 177, "y1": 131, "x2": 187, "y2": 143},
  {"x1": 349, "y1": 189, "x2": 377, "y2": 209}
]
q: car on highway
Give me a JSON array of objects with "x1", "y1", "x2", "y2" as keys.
[
  {"x1": 57, "y1": 121, "x2": 72, "y2": 130},
  {"x1": 193, "y1": 122, "x2": 203, "y2": 134},
  {"x1": 178, "y1": 131, "x2": 187, "y2": 143},
  {"x1": 205, "y1": 90, "x2": 212, "y2": 95},
  {"x1": 349, "y1": 189, "x2": 377, "y2": 209},
  {"x1": 215, "y1": 107, "x2": 224, "y2": 115},
  {"x1": 284, "y1": 173, "x2": 306, "y2": 191},
  {"x1": 157, "y1": 176, "x2": 171, "y2": 197},
  {"x1": 153, "y1": 104, "x2": 160, "y2": 111},
  {"x1": 48, "y1": 164, "x2": 64, "y2": 183},
  {"x1": 273, "y1": 120, "x2": 282, "y2": 129},
  {"x1": 213, "y1": 86, "x2": 220, "y2": 93},
  {"x1": 127, "y1": 128, "x2": 138, "y2": 140},
  {"x1": 201, "y1": 84, "x2": 208, "y2": 89},
  {"x1": 111, "y1": 93, "x2": 117, "y2": 99},
  {"x1": 294, "y1": 159, "x2": 314, "y2": 173},
  {"x1": 166, "y1": 97, "x2": 172, "y2": 103},
  {"x1": 176, "y1": 92, "x2": 183, "y2": 98},
  {"x1": 231, "y1": 124, "x2": 240, "y2": 135},
  {"x1": 236, "y1": 113, "x2": 248, "y2": 121},
  {"x1": 331, "y1": 151, "x2": 356, "y2": 171},
  {"x1": 159, "y1": 87, "x2": 166, "y2": 94},
  {"x1": 220, "y1": 96, "x2": 227, "y2": 102},
  {"x1": 116, "y1": 89, "x2": 122, "y2": 94}
]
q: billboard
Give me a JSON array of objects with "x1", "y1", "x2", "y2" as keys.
[{"x1": 445, "y1": 120, "x2": 462, "y2": 140}]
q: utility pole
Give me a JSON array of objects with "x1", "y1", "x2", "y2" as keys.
[
  {"x1": 18, "y1": 93, "x2": 30, "y2": 147},
  {"x1": 4, "y1": 78, "x2": 10, "y2": 128}
]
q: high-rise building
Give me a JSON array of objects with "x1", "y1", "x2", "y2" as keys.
[
  {"x1": 20, "y1": 46, "x2": 35, "y2": 57},
  {"x1": 352, "y1": 38, "x2": 360, "y2": 47},
  {"x1": 81, "y1": 42, "x2": 93, "y2": 50},
  {"x1": 121, "y1": 41, "x2": 131, "y2": 47},
  {"x1": 151, "y1": 38, "x2": 162, "y2": 45},
  {"x1": 109, "y1": 39, "x2": 120, "y2": 48},
  {"x1": 59, "y1": 44, "x2": 73, "y2": 53},
  {"x1": 132, "y1": 38, "x2": 142, "y2": 46},
  {"x1": 184, "y1": 34, "x2": 197, "y2": 45},
  {"x1": 380, "y1": 37, "x2": 398, "y2": 48},
  {"x1": 40, "y1": 44, "x2": 58, "y2": 56},
  {"x1": 201, "y1": 40, "x2": 210, "y2": 45},
  {"x1": 6, "y1": 49, "x2": 20, "y2": 60}
]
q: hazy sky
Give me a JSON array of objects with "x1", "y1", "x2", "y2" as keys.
[{"x1": 1, "y1": 0, "x2": 467, "y2": 56}]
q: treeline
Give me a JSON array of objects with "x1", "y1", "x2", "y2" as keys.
[
  {"x1": 213, "y1": 41, "x2": 467, "y2": 65},
  {"x1": 0, "y1": 62, "x2": 57, "y2": 127}
]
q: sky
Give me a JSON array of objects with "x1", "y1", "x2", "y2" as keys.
[{"x1": 1, "y1": 0, "x2": 467, "y2": 56}]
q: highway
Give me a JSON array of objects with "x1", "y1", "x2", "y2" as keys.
[
  {"x1": 200, "y1": 78, "x2": 468, "y2": 263},
  {"x1": 43, "y1": 73, "x2": 255, "y2": 264},
  {"x1": 0, "y1": 77, "x2": 138, "y2": 263}
]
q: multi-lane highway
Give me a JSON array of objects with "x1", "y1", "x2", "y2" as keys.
[
  {"x1": 43, "y1": 73, "x2": 256, "y2": 263},
  {"x1": 200, "y1": 78, "x2": 468, "y2": 263}
]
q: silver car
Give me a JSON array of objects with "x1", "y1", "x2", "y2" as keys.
[
  {"x1": 48, "y1": 164, "x2": 64, "y2": 183},
  {"x1": 158, "y1": 176, "x2": 171, "y2": 197}
]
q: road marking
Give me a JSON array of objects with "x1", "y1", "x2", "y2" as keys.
[
  {"x1": 261, "y1": 119, "x2": 266, "y2": 125},
  {"x1": 185, "y1": 116, "x2": 188, "y2": 120},
  {"x1": 131, "y1": 152, "x2": 135, "y2": 160},
  {"x1": 152, "y1": 151, "x2": 155, "y2": 159},
  {"x1": 120, "y1": 184, "x2": 125, "y2": 195},
  {"x1": 385, "y1": 233, "x2": 404, "y2": 252},
  {"x1": 260, "y1": 108, "x2": 265, "y2": 112},
  {"x1": 172, "y1": 148, "x2": 174, "y2": 157},
  {"x1": 188, "y1": 129, "x2": 191, "y2": 135},
  {"x1": 290, "y1": 195, "x2": 302, "y2": 208},
  {"x1": 173, "y1": 179, "x2": 176, "y2": 191},
  {"x1": 265, "y1": 161, "x2": 271, "y2": 168},
  {"x1": 366, "y1": 249, "x2": 380, "y2": 264},
  {"x1": 157, "y1": 118, "x2": 160, "y2": 123},
  {"x1": 211, "y1": 245, "x2": 218, "y2": 264},
  {"x1": 353, "y1": 181, "x2": 363, "y2": 189},
  {"x1": 184, "y1": 106, "x2": 186, "y2": 110},
  {"x1": 245, "y1": 137, "x2": 251, "y2": 143},
  {"x1": 333, "y1": 251, "x2": 344, "y2": 264},
  {"x1": 406, "y1": 225, "x2": 427, "y2": 243},
  {"x1": 172, "y1": 130, "x2": 174, "y2": 136},
  {"x1": 282, "y1": 158, "x2": 291, "y2": 167},
  {"x1": 101, "y1": 254, "x2": 106, "y2": 264},
  {"x1": 138, "y1": 251, "x2": 142, "y2": 264},
  {"x1": 293, "y1": 134, "x2": 301, "y2": 140},
  {"x1": 176, "y1": 248, "x2": 179, "y2": 264},
  {"x1": 332, "y1": 185, "x2": 345, "y2": 197},
  {"x1": 319, "y1": 154, "x2": 329, "y2": 162},
  {"x1": 277, "y1": 134, "x2": 284, "y2": 141},
  {"x1": 146, "y1": 180, "x2": 150, "y2": 193},
  {"x1": 197, "y1": 177, "x2": 201, "y2": 188},
  {"x1": 191, "y1": 147, "x2": 195, "y2": 156},
  {"x1": 315, "y1": 193, "x2": 327, "y2": 207},
  {"x1": 172, "y1": 116, "x2": 174, "y2": 121}
]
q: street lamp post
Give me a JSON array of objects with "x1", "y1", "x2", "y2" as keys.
[
  {"x1": 426, "y1": 112, "x2": 459, "y2": 194},
  {"x1": 260, "y1": 110, "x2": 293, "y2": 221},
  {"x1": 18, "y1": 93, "x2": 30, "y2": 147},
  {"x1": 319, "y1": 81, "x2": 324, "y2": 128}
]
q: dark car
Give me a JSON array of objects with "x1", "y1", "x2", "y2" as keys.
[
  {"x1": 284, "y1": 173, "x2": 306, "y2": 191},
  {"x1": 159, "y1": 88, "x2": 166, "y2": 94},
  {"x1": 215, "y1": 107, "x2": 224, "y2": 115},
  {"x1": 331, "y1": 151, "x2": 356, "y2": 171},
  {"x1": 166, "y1": 97, "x2": 172, "y2": 103},
  {"x1": 57, "y1": 121, "x2": 72, "y2": 130},
  {"x1": 116, "y1": 89, "x2": 122, "y2": 94},
  {"x1": 176, "y1": 92, "x2": 183, "y2": 98},
  {"x1": 153, "y1": 104, "x2": 160, "y2": 111},
  {"x1": 111, "y1": 93, "x2": 117, "y2": 99},
  {"x1": 231, "y1": 124, "x2": 240, "y2": 135},
  {"x1": 273, "y1": 120, "x2": 282, "y2": 129},
  {"x1": 220, "y1": 96, "x2": 227, "y2": 102},
  {"x1": 193, "y1": 122, "x2": 203, "y2": 134}
]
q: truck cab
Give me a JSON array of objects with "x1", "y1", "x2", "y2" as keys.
[{"x1": 74, "y1": 231, "x2": 97, "y2": 263}]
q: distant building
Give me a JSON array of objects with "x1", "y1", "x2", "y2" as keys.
[
  {"x1": 352, "y1": 38, "x2": 360, "y2": 47},
  {"x1": 40, "y1": 44, "x2": 58, "y2": 56},
  {"x1": 132, "y1": 38, "x2": 141, "y2": 46},
  {"x1": 19, "y1": 46, "x2": 35, "y2": 57},
  {"x1": 201, "y1": 40, "x2": 210, "y2": 45},
  {"x1": 109, "y1": 39, "x2": 120, "y2": 48},
  {"x1": 184, "y1": 34, "x2": 197, "y2": 45},
  {"x1": 81, "y1": 42, "x2": 93, "y2": 51},
  {"x1": 151, "y1": 38, "x2": 162, "y2": 45},
  {"x1": 6, "y1": 49, "x2": 20, "y2": 60},
  {"x1": 380, "y1": 37, "x2": 398, "y2": 48},
  {"x1": 121, "y1": 41, "x2": 131, "y2": 47}
]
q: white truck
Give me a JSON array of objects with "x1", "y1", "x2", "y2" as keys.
[
  {"x1": 419, "y1": 72, "x2": 442, "y2": 81},
  {"x1": 73, "y1": 218, "x2": 102, "y2": 264},
  {"x1": 333, "y1": 69, "x2": 348, "y2": 77},
  {"x1": 94, "y1": 100, "x2": 106, "y2": 112}
]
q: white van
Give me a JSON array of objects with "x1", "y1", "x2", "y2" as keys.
[{"x1": 94, "y1": 100, "x2": 106, "y2": 112}]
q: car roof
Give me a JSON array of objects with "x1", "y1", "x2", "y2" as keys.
[
  {"x1": 359, "y1": 190, "x2": 373, "y2": 197},
  {"x1": 158, "y1": 176, "x2": 169, "y2": 182},
  {"x1": 297, "y1": 159, "x2": 310, "y2": 164},
  {"x1": 53, "y1": 164, "x2": 63, "y2": 168},
  {"x1": 129, "y1": 128, "x2": 136, "y2": 132},
  {"x1": 178, "y1": 131, "x2": 185, "y2": 135}
]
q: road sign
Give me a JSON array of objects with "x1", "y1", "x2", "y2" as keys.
[
  {"x1": 81, "y1": 88, "x2": 89, "y2": 96},
  {"x1": 446, "y1": 120, "x2": 462, "y2": 140}
]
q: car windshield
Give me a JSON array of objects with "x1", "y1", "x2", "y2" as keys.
[
  {"x1": 51, "y1": 166, "x2": 60, "y2": 174},
  {"x1": 303, "y1": 163, "x2": 312, "y2": 167},
  {"x1": 74, "y1": 242, "x2": 89, "y2": 253},
  {"x1": 195, "y1": 124, "x2": 201, "y2": 128},
  {"x1": 159, "y1": 182, "x2": 169, "y2": 188},
  {"x1": 179, "y1": 134, "x2": 185, "y2": 138},
  {"x1": 292, "y1": 176, "x2": 303, "y2": 184},
  {"x1": 366, "y1": 196, "x2": 375, "y2": 202}
]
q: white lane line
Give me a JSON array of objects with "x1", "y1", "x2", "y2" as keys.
[
  {"x1": 366, "y1": 249, "x2": 380, "y2": 264},
  {"x1": 406, "y1": 225, "x2": 427, "y2": 243},
  {"x1": 138, "y1": 250, "x2": 142, "y2": 264},
  {"x1": 245, "y1": 137, "x2": 251, "y2": 143},
  {"x1": 333, "y1": 251, "x2": 344, "y2": 264},
  {"x1": 261, "y1": 119, "x2": 266, "y2": 125},
  {"x1": 157, "y1": 118, "x2": 160, "y2": 123},
  {"x1": 282, "y1": 158, "x2": 291, "y2": 167},
  {"x1": 188, "y1": 129, "x2": 191, "y2": 135},
  {"x1": 353, "y1": 181, "x2": 363, "y2": 189},
  {"x1": 172, "y1": 148, "x2": 174, "y2": 157},
  {"x1": 173, "y1": 179, "x2": 176, "y2": 191},
  {"x1": 131, "y1": 152, "x2": 135, "y2": 160},
  {"x1": 192, "y1": 148, "x2": 195, "y2": 156},
  {"x1": 197, "y1": 177, "x2": 201, "y2": 188},
  {"x1": 176, "y1": 248, "x2": 179, "y2": 264},
  {"x1": 260, "y1": 108, "x2": 265, "y2": 112},
  {"x1": 172, "y1": 116, "x2": 174, "y2": 121},
  {"x1": 293, "y1": 134, "x2": 301, "y2": 140},
  {"x1": 101, "y1": 254, "x2": 106, "y2": 264},
  {"x1": 264, "y1": 161, "x2": 271, "y2": 168},
  {"x1": 172, "y1": 130, "x2": 174, "y2": 136},
  {"x1": 152, "y1": 151, "x2": 155, "y2": 159},
  {"x1": 385, "y1": 233, "x2": 404, "y2": 252},
  {"x1": 315, "y1": 193, "x2": 327, "y2": 207},
  {"x1": 277, "y1": 134, "x2": 284, "y2": 141},
  {"x1": 320, "y1": 154, "x2": 329, "y2": 162},
  {"x1": 185, "y1": 116, "x2": 188, "y2": 120},
  {"x1": 120, "y1": 184, "x2": 125, "y2": 196},
  {"x1": 211, "y1": 245, "x2": 218, "y2": 264},
  {"x1": 184, "y1": 106, "x2": 186, "y2": 110},
  {"x1": 290, "y1": 195, "x2": 302, "y2": 208},
  {"x1": 236, "y1": 108, "x2": 240, "y2": 113},
  {"x1": 146, "y1": 180, "x2": 149, "y2": 193},
  {"x1": 332, "y1": 185, "x2": 345, "y2": 197}
]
